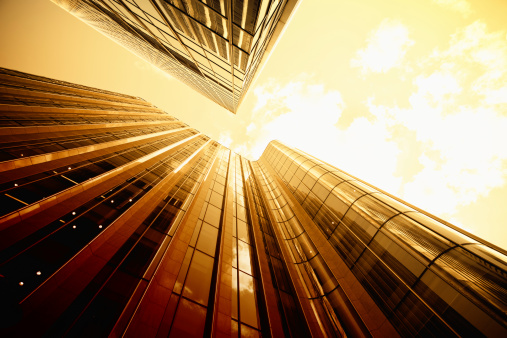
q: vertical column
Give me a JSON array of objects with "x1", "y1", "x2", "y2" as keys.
[
  {"x1": 250, "y1": 161, "x2": 332, "y2": 337},
  {"x1": 228, "y1": 155, "x2": 265, "y2": 337},
  {"x1": 209, "y1": 151, "x2": 235, "y2": 337},
  {"x1": 241, "y1": 157, "x2": 285, "y2": 337},
  {"x1": 121, "y1": 144, "x2": 226, "y2": 337}
]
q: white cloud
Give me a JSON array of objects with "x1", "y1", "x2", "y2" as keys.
[
  {"x1": 217, "y1": 131, "x2": 233, "y2": 148},
  {"x1": 240, "y1": 21, "x2": 507, "y2": 246},
  {"x1": 232, "y1": 144, "x2": 248, "y2": 156},
  {"x1": 367, "y1": 21, "x2": 507, "y2": 217},
  {"x1": 246, "y1": 122, "x2": 256, "y2": 134},
  {"x1": 245, "y1": 79, "x2": 403, "y2": 194},
  {"x1": 351, "y1": 19, "x2": 414, "y2": 74},
  {"x1": 246, "y1": 80, "x2": 345, "y2": 160},
  {"x1": 432, "y1": 0, "x2": 473, "y2": 17},
  {"x1": 413, "y1": 71, "x2": 461, "y2": 102},
  {"x1": 400, "y1": 106, "x2": 507, "y2": 215}
]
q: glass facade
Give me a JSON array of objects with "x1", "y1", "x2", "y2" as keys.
[
  {"x1": 259, "y1": 141, "x2": 507, "y2": 337},
  {"x1": 51, "y1": 0, "x2": 300, "y2": 113},
  {"x1": 0, "y1": 68, "x2": 506, "y2": 337}
]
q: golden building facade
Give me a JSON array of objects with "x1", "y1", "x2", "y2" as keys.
[
  {"x1": 51, "y1": 0, "x2": 300, "y2": 113},
  {"x1": 0, "y1": 68, "x2": 506, "y2": 337}
]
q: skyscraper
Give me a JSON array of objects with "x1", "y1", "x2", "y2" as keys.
[
  {"x1": 51, "y1": 0, "x2": 300, "y2": 113},
  {"x1": 0, "y1": 68, "x2": 505, "y2": 337}
]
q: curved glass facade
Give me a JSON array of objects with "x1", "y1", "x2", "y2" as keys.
[{"x1": 260, "y1": 140, "x2": 507, "y2": 337}]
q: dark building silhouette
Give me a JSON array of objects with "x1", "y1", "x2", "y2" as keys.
[
  {"x1": 51, "y1": 0, "x2": 301, "y2": 113},
  {"x1": 0, "y1": 67, "x2": 506, "y2": 337}
]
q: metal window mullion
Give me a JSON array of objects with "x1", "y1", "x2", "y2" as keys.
[
  {"x1": 226, "y1": 0, "x2": 236, "y2": 110},
  {"x1": 149, "y1": 0, "x2": 230, "y2": 109},
  {"x1": 204, "y1": 149, "x2": 232, "y2": 335}
]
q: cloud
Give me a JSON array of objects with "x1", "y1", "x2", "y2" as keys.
[
  {"x1": 217, "y1": 131, "x2": 233, "y2": 148},
  {"x1": 351, "y1": 19, "x2": 414, "y2": 74},
  {"x1": 245, "y1": 79, "x2": 345, "y2": 160},
  {"x1": 413, "y1": 71, "x2": 461, "y2": 103},
  {"x1": 242, "y1": 79, "x2": 403, "y2": 194},
  {"x1": 237, "y1": 20, "x2": 506, "y2": 245},
  {"x1": 367, "y1": 21, "x2": 507, "y2": 217},
  {"x1": 246, "y1": 122, "x2": 256, "y2": 134},
  {"x1": 432, "y1": 0, "x2": 473, "y2": 17}
]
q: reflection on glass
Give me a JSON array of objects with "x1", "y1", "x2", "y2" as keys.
[
  {"x1": 190, "y1": 220, "x2": 203, "y2": 246},
  {"x1": 383, "y1": 214, "x2": 451, "y2": 261},
  {"x1": 169, "y1": 298, "x2": 207, "y2": 337},
  {"x1": 182, "y1": 251, "x2": 214, "y2": 305},
  {"x1": 209, "y1": 191, "x2": 223, "y2": 208},
  {"x1": 232, "y1": 267, "x2": 238, "y2": 320},
  {"x1": 408, "y1": 212, "x2": 476, "y2": 245},
  {"x1": 237, "y1": 219, "x2": 249, "y2": 243},
  {"x1": 237, "y1": 240, "x2": 253, "y2": 275},
  {"x1": 240, "y1": 324, "x2": 261, "y2": 338},
  {"x1": 239, "y1": 271, "x2": 259, "y2": 329},
  {"x1": 196, "y1": 222, "x2": 218, "y2": 257},
  {"x1": 173, "y1": 248, "x2": 193, "y2": 295},
  {"x1": 204, "y1": 204, "x2": 222, "y2": 227}
]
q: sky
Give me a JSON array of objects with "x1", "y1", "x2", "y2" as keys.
[{"x1": 1, "y1": 0, "x2": 506, "y2": 250}]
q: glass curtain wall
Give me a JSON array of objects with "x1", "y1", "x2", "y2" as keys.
[{"x1": 260, "y1": 140, "x2": 507, "y2": 337}]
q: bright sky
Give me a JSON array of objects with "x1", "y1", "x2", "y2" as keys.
[{"x1": 1, "y1": 0, "x2": 506, "y2": 250}]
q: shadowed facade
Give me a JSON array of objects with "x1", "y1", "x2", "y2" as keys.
[{"x1": 0, "y1": 68, "x2": 506, "y2": 337}]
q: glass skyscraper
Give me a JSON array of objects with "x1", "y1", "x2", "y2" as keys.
[
  {"x1": 51, "y1": 0, "x2": 300, "y2": 113},
  {"x1": 0, "y1": 68, "x2": 506, "y2": 337}
]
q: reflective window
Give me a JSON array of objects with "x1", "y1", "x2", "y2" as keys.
[
  {"x1": 237, "y1": 219, "x2": 250, "y2": 244},
  {"x1": 203, "y1": 204, "x2": 221, "y2": 228},
  {"x1": 383, "y1": 213, "x2": 452, "y2": 261},
  {"x1": 169, "y1": 298, "x2": 207, "y2": 337},
  {"x1": 196, "y1": 222, "x2": 218, "y2": 257},
  {"x1": 182, "y1": 250, "x2": 214, "y2": 305},
  {"x1": 239, "y1": 271, "x2": 260, "y2": 329}
]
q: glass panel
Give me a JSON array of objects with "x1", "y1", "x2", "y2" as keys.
[
  {"x1": 311, "y1": 180, "x2": 331, "y2": 202},
  {"x1": 434, "y1": 246, "x2": 507, "y2": 317},
  {"x1": 298, "y1": 233, "x2": 317, "y2": 262},
  {"x1": 190, "y1": 220, "x2": 203, "y2": 247},
  {"x1": 308, "y1": 255, "x2": 337, "y2": 294},
  {"x1": 237, "y1": 219, "x2": 250, "y2": 244},
  {"x1": 209, "y1": 191, "x2": 223, "y2": 208},
  {"x1": 341, "y1": 208, "x2": 377, "y2": 244},
  {"x1": 204, "y1": 204, "x2": 222, "y2": 227},
  {"x1": 415, "y1": 269, "x2": 499, "y2": 337},
  {"x1": 285, "y1": 216, "x2": 303, "y2": 238},
  {"x1": 371, "y1": 231, "x2": 426, "y2": 285},
  {"x1": 232, "y1": 267, "x2": 238, "y2": 319},
  {"x1": 237, "y1": 240, "x2": 253, "y2": 275},
  {"x1": 332, "y1": 181, "x2": 365, "y2": 205},
  {"x1": 408, "y1": 212, "x2": 477, "y2": 245},
  {"x1": 353, "y1": 249, "x2": 409, "y2": 313},
  {"x1": 169, "y1": 298, "x2": 207, "y2": 337},
  {"x1": 182, "y1": 250, "x2": 214, "y2": 305},
  {"x1": 236, "y1": 205, "x2": 247, "y2": 222},
  {"x1": 240, "y1": 324, "x2": 261, "y2": 337},
  {"x1": 239, "y1": 271, "x2": 259, "y2": 328},
  {"x1": 317, "y1": 171, "x2": 343, "y2": 190},
  {"x1": 330, "y1": 222, "x2": 365, "y2": 266},
  {"x1": 174, "y1": 248, "x2": 194, "y2": 294},
  {"x1": 374, "y1": 192, "x2": 414, "y2": 213},
  {"x1": 196, "y1": 222, "x2": 218, "y2": 257},
  {"x1": 383, "y1": 214, "x2": 452, "y2": 261},
  {"x1": 352, "y1": 193, "x2": 398, "y2": 227}
]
